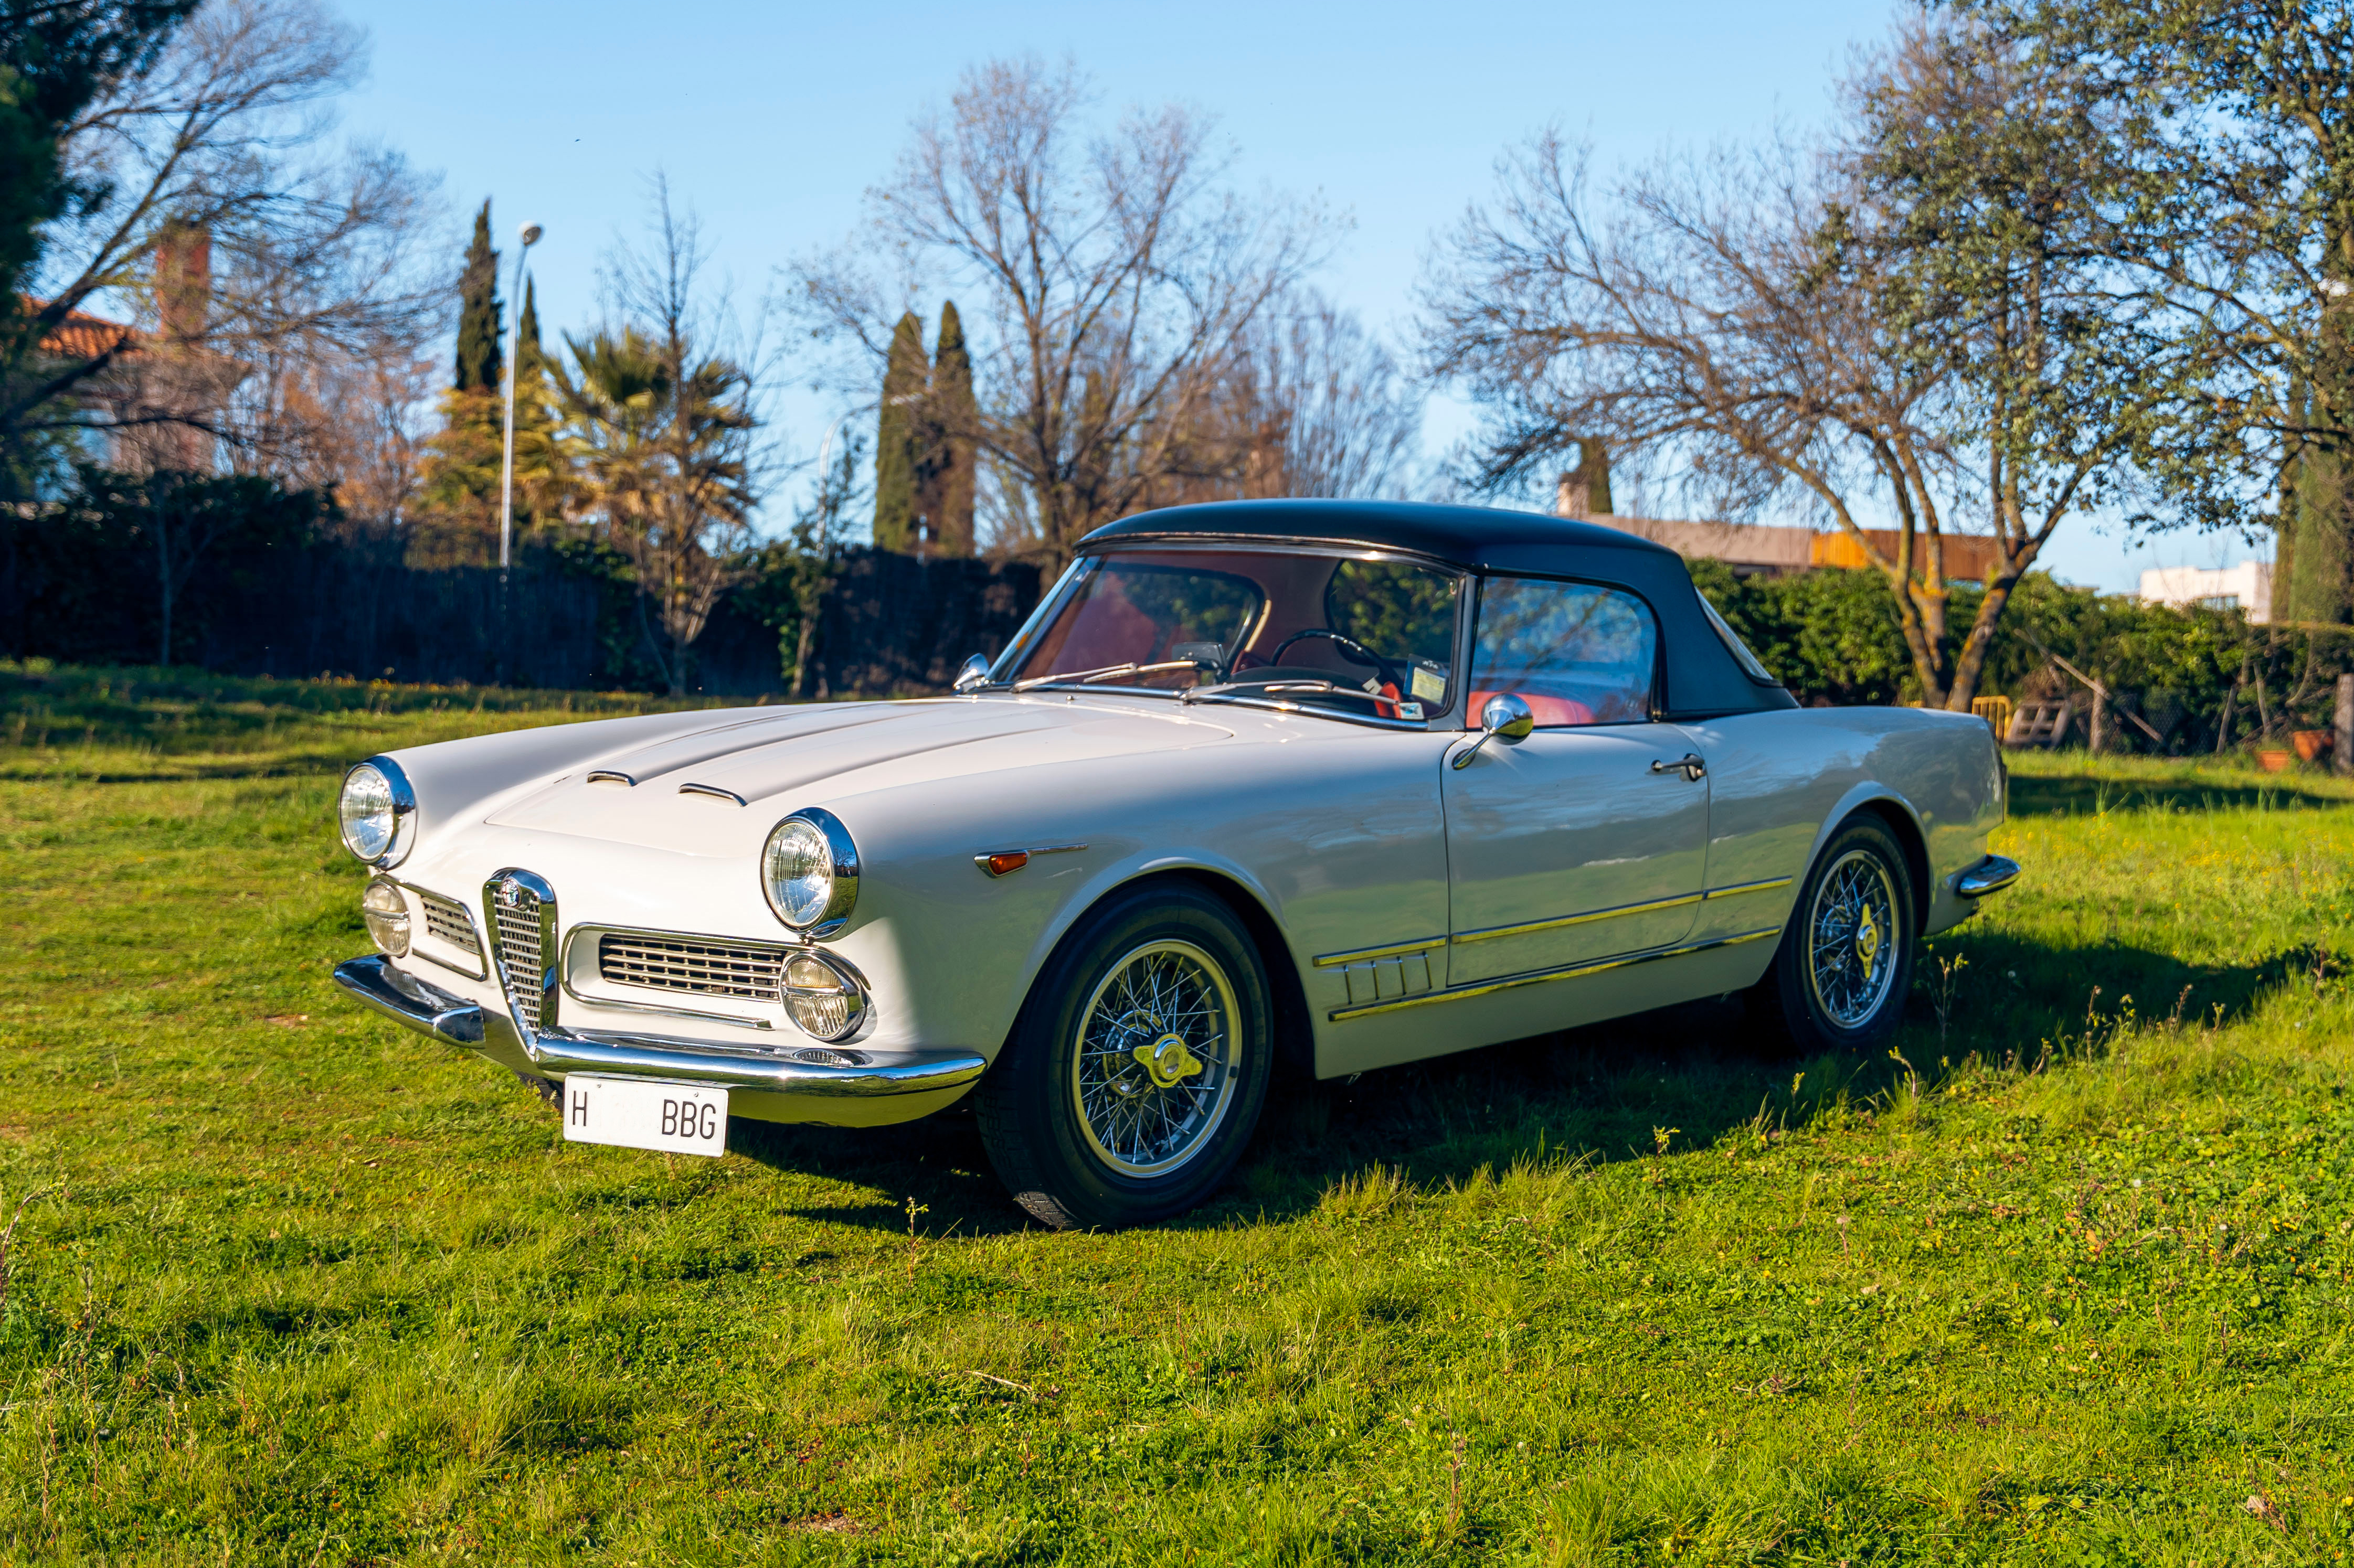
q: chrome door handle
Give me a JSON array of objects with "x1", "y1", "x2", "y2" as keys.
[{"x1": 1650, "y1": 754, "x2": 1706, "y2": 781}]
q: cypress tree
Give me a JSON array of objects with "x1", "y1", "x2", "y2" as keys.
[
  {"x1": 872, "y1": 311, "x2": 926, "y2": 552},
  {"x1": 453, "y1": 200, "x2": 502, "y2": 392},
  {"x1": 516, "y1": 276, "x2": 543, "y2": 380},
  {"x1": 927, "y1": 299, "x2": 977, "y2": 557}
]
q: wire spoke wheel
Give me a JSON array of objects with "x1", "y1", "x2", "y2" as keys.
[
  {"x1": 1804, "y1": 848, "x2": 1900, "y2": 1029},
  {"x1": 1069, "y1": 939, "x2": 1240, "y2": 1179}
]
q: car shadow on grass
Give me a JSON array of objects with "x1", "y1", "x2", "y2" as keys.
[
  {"x1": 2009, "y1": 770, "x2": 2350, "y2": 817},
  {"x1": 731, "y1": 933, "x2": 2324, "y2": 1240},
  {"x1": 727, "y1": 994, "x2": 1894, "y2": 1240}
]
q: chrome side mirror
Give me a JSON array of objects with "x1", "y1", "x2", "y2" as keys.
[
  {"x1": 952, "y1": 654, "x2": 992, "y2": 694},
  {"x1": 1450, "y1": 692, "x2": 1535, "y2": 771}
]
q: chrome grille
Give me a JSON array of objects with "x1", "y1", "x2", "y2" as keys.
[
  {"x1": 599, "y1": 934, "x2": 783, "y2": 1001},
  {"x1": 419, "y1": 890, "x2": 479, "y2": 955},
  {"x1": 492, "y1": 890, "x2": 547, "y2": 1028}
]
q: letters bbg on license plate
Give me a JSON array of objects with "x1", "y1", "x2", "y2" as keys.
[{"x1": 560, "y1": 1075, "x2": 728, "y2": 1157}]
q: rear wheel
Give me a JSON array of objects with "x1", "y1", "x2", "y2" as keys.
[
  {"x1": 976, "y1": 881, "x2": 1273, "y2": 1229},
  {"x1": 1748, "y1": 814, "x2": 1916, "y2": 1053}
]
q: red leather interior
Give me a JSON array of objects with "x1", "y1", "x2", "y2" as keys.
[{"x1": 1469, "y1": 689, "x2": 1595, "y2": 728}]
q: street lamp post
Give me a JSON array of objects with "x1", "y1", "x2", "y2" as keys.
[{"x1": 498, "y1": 222, "x2": 544, "y2": 579}]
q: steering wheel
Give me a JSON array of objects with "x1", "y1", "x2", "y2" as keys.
[{"x1": 1266, "y1": 628, "x2": 1405, "y2": 692}]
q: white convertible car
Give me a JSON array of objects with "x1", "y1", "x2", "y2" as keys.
[{"x1": 332, "y1": 500, "x2": 2017, "y2": 1226}]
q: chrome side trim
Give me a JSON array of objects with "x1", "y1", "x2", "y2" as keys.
[
  {"x1": 1449, "y1": 876, "x2": 1793, "y2": 950},
  {"x1": 586, "y1": 770, "x2": 635, "y2": 787},
  {"x1": 1955, "y1": 855, "x2": 2021, "y2": 897},
  {"x1": 332, "y1": 955, "x2": 982, "y2": 1098},
  {"x1": 678, "y1": 782, "x2": 747, "y2": 806},
  {"x1": 1704, "y1": 875, "x2": 1794, "y2": 901},
  {"x1": 1452, "y1": 891, "x2": 1704, "y2": 946},
  {"x1": 1312, "y1": 935, "x2": 1448, "y2": 968},
  {"x1": 1328, "y1": 926, "x2": 1782, "y2": 1022}
]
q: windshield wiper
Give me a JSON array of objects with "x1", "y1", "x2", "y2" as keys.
[
  {"x1": 1182, "y1": 679, "x2": 1409, "y2": 710},
  {"x1": 1013, "y1": 660, "x2": 1207, "y2": 692}
]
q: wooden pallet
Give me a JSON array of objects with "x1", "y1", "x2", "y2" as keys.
[{"x1": 2003, "y1": 698, "x2": 2074, "y2": 749}]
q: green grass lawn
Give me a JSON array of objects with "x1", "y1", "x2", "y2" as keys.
[{"x1": 6, "y1": 667, "x2": 2354, "y2": 1565}]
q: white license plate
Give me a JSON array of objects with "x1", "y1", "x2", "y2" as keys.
[{"x1": 559, "y1": 1076, "x2": 728, "y2": 1157}]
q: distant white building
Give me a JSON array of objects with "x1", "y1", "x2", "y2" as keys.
[{"x1": 2138, "y1": 561, "x2": 2272, "y2": 623}]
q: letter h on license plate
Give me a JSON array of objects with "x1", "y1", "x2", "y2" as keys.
[{"x1": 561, "y1": 1075, "x2": 729, "y2": 1157}]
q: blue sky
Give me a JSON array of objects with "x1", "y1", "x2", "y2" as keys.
[{"x1": 334, "y1": 0, "x2": 2258, "y2": 592}]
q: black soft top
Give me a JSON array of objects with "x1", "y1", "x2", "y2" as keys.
[{"x1": 1079, "y1": 499, "x2": 1795, "y2": 719}]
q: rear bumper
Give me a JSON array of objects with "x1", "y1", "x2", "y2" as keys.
[
  {"x1": 1954, "y1": 854, "x2": 2021, "y2": 898},
  {"x1": 333, "y1": 955, "x2": 987, "y2": 1124}
]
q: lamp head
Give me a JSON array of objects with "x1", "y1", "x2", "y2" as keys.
[{"x1": 518, "y1": 222, "x2": 544, "y2": 248}]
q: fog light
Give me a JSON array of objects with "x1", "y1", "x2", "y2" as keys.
[
  {"x1": 782, "y1": 950, "x2": 866, "y2": 1041},
  {"x1": 362, "y1": 877, "x2": 411, "y2": 957}
]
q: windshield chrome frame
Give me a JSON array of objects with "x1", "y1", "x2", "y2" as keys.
[{"x1": 978, "y1": 540, "x2": 1470, "y2": 729}]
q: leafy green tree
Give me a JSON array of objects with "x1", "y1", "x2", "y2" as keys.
[
  {"x1": 872, "y1": 311, "x2": 925, "y2": 552},
  {"x1": 1965, "y1": 1, "x2": 2354, "y2": 622},
  {"x1": 1689, "y1": 560, "x2": 1915, "y2": 706}
]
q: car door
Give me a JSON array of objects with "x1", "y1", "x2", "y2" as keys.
[{"x1": 1442, "y1": 575, "x2": 1712, "y2": 988}]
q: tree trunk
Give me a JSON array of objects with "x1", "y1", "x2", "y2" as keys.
[
  {"x1": 791, "y1": 617, "x2": 815, "y2": 700},
  {"x1": 155, "y1": 503, "x2": 173, "y2": 669},
  {"x1": 1945, "y1": 571, "x2": 2024, "y2": 711}
]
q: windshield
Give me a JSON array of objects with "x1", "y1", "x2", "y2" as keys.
[{"x1": 992, "y1": 548, "x2": 1464, "y2": 721}]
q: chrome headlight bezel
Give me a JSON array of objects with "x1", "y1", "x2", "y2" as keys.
[
  {"x1": 338, "y1": 755, "x2": 418, "y2": 868},
  {"x1": 760, "y1": 807, "x2": 859, "y2": 938}
]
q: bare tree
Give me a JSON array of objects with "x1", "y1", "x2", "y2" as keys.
[
  {"x1": 1424, "y1": 15, "x2": 2202, "y2": 710},
  {"x1": 1425, "y1": 133, "x2": 1976, "y2": 699},
  {"x1": 1228, "y1": 292, "x2": 1422, "y2": 499},
  {"x1": 557, "y1": 179, "x2": 771, "y2": 696},
  {"x1": 796, "y1": 58, "x2": 1331, "y2": 568},
  {"x1": 8, "y1": 0, "x2": 443, "y2": 476}
]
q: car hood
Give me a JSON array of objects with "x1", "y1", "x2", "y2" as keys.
[{"x1": 480, "y1": 695, "x2": 1236, "y2": 854}]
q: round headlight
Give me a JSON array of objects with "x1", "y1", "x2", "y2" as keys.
[
  {"x1": 362, "y1": 877, "x2": 411, "y2": 957},
  {"x1": 338, "y1": 756, "x2": 416, "y2": 867},
  {"x1": 760, "y1": 808, "x2": 858, "y2": 935}
]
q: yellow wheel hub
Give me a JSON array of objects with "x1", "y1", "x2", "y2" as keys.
[
  {"x1": 1855, "y1": 904, "x2": 1880, "y2": 978},
  {"x1": 1134, "y1": 1031, "x2": 1205, "y2": 1089}
]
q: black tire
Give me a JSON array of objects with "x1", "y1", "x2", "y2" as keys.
[
  {"x1": 1747, "y1": 813, "x2": 1917, "y2": 1054},
  {"x1": 975, "y1": 880, "x2": 1274, "y2": 1230}
]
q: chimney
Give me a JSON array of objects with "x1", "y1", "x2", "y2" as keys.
[{"x1": 155, "y1": 220, "x2": 211, "y2": 347}]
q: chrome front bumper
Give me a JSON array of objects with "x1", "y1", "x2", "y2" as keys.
[{"x1": 333, "y1": 955, "x2": 988, "y2": 1123}]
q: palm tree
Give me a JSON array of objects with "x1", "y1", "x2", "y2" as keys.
[{"x1": 554, "y1": 325, "x2": 757, "y2": 695}]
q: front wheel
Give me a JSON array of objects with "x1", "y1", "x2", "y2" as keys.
[
  {"x1": 975, "y1": 881, "x2": 1273, "y2": 1229},
  {"x1": 1748, "y1": 813, "x2": 1917, "y2": 1053}
]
